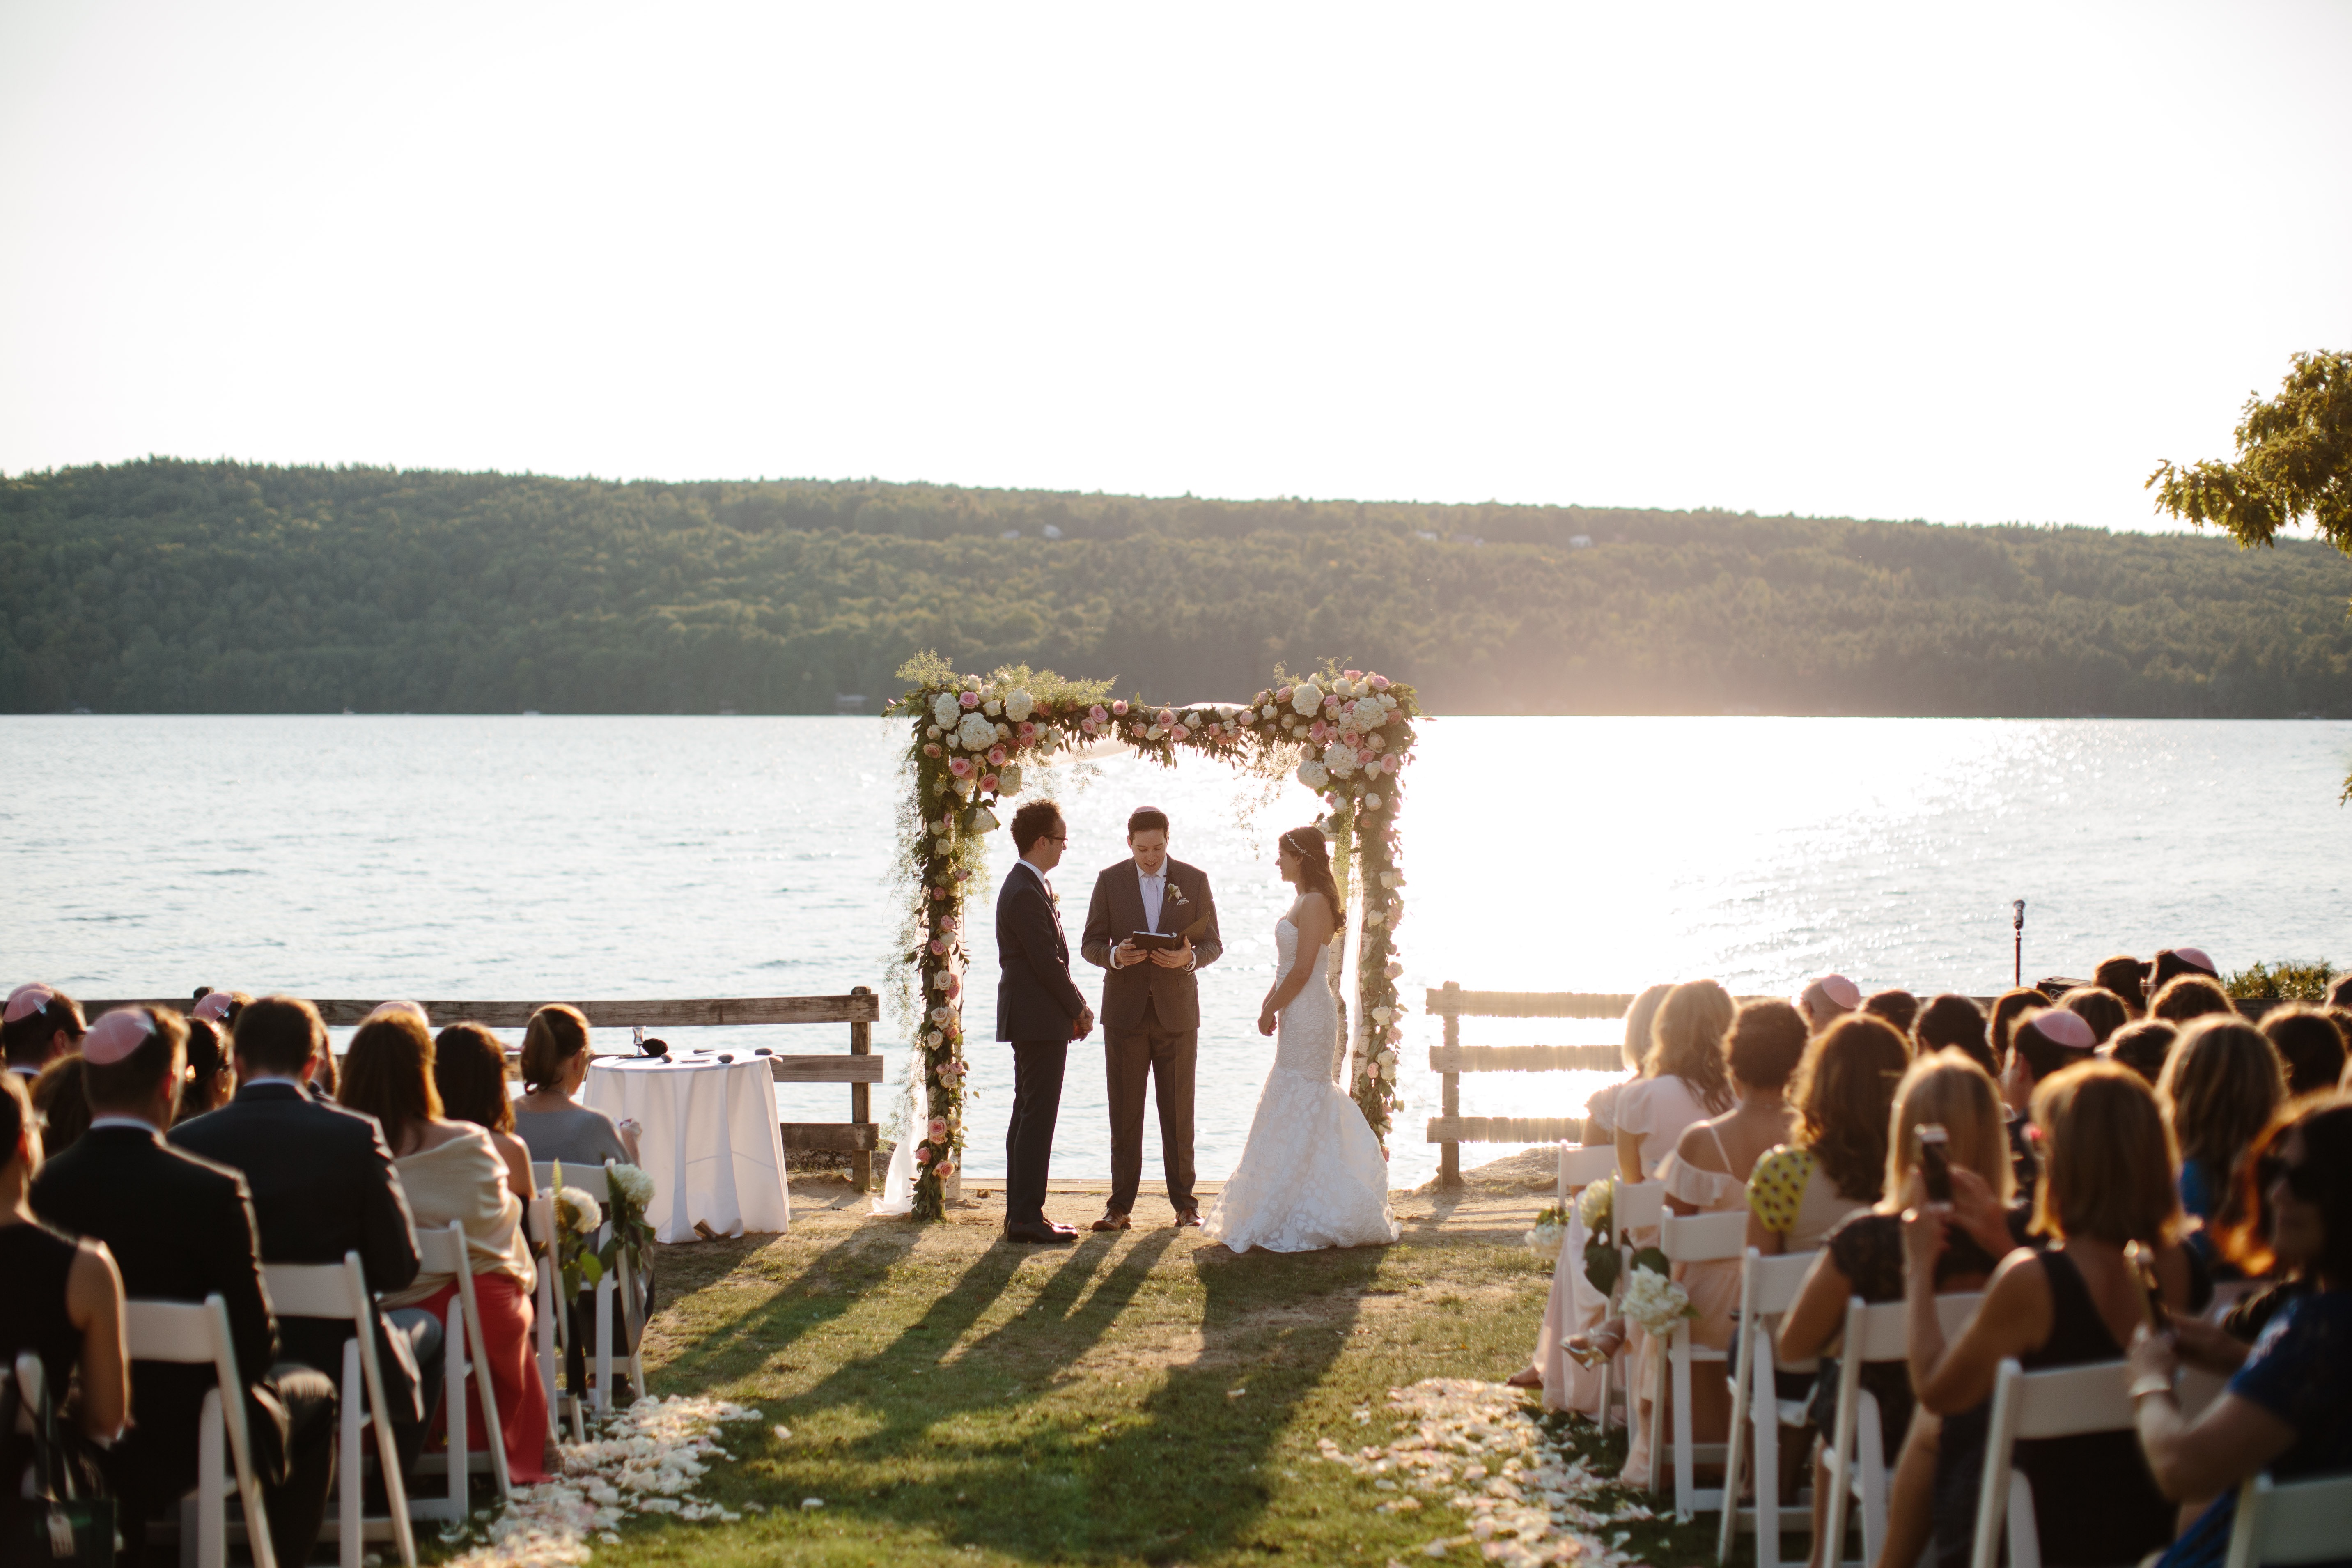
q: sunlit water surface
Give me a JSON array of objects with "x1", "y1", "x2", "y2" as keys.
[{"x1": 6, "y1": 716, "x2": 2349, "y2": 1188}]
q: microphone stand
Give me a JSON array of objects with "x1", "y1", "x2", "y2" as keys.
[{"x1": 2012, "y1": 899, "x2": 2026, "y2": 989}]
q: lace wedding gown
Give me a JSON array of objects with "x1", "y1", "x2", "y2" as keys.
[{"x1": 1202, "y1": 916, "x2": 1400, "y2": 1253}]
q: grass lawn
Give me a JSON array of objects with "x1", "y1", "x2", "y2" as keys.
[{"x1": 453, "y1": 1164, "x2": 1744, "y2": 1568}]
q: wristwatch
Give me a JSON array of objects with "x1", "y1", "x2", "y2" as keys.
[{"x1": 2127, "y1": 1373, "x2": 2175, "y2": 1401}]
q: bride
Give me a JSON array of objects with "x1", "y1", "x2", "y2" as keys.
[{"x1": 1202, "y1": 825, "x2": 1400, "y2": 1253}]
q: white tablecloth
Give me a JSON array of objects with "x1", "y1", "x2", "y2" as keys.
[{"x1": 584, "y1": 1054, "x2": 791, "y2": 1243}]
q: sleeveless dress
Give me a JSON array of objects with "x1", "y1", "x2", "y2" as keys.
[
  {"x1": 1201, "y1": 917, "x2": 1400, "y2": 1253},
  {"x1": 0, "y1": 1219, "x2": 83, "y2": 1396}
]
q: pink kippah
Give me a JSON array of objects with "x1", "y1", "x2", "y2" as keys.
[
  {"x1": 5, "y1": 983, "x2": 57, "y2": 1024},
  {"x1": 2025, "y1": 1008, "x2": 2097, "y2": 1050},
  {"x1": 1813, "y1": 974, "x2": 1863, "y2": 1010},
  {"x1": 2176, "y1": 946, "x2": 2215, "y2": 973},
  {"x1": 191, "y1": 992, "x2": 236, "y2": 1023},
  {"x1": 83, "y1": 1009, "x2": 155, "y2": 1065}
]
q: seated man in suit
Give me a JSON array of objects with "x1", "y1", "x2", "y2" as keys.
[
  {"x1": 170, "y1": 994, "x2": 444, "y2": 1483},
  {"x1": 32, "y1": 1007, "x2": 339, "y2": 1567}
]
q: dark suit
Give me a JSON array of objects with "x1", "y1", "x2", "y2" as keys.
[
  {"x1": 995, "y1": 858, "x2": 1088, "y2": 1225},
  {"x1": 32, "y1": 1125, "x2": 339, "y2": 1567},
  {"x1": 1079, "y1": 857, "x2": 1223, "y2": 1214},
  {"x1": 168, "y1": 1082, "x2": 441, "y2": 1473}
]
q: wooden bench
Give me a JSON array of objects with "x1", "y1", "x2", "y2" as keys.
[{"x1": 84, "y1": 988, "x2": 888, "y2": 1189}]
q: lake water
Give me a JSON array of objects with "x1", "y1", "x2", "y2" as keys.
[{"x1": 7, "y1": 715, "x2": 2350, "y2": 1189}]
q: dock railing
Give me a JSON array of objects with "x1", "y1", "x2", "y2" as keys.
[
  {"x1": 1425, "y1": 982, "x2": 1628, "y2": 1186},
  {"x1": 83, "y1": 987, "x2": 887, "y2": 1189}
]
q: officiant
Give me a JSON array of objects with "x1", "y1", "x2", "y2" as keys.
[{"x1": 1079, "y1": 806, "x2": 1223, "y2": 1231}]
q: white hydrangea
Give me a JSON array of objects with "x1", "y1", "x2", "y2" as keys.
[
  {"x1": 996, "y1": 765, "x2": 1023, "y2": 796},
  {"x1": 1296, "y1": 758, "x2": 1329, "y2": 789},
  {"x1": 555, "y1": 1185, "x2": 603, "y2": 1236},
  {"x1": 1322, "y1": 739, "x2": 1358, "y2": 777},
  {"x1": 1005, "y1": 688, "x2": 1035, "y2": 722},
  {"x1": 1290, "y1": 683, "x2": 1322, "y2": 716},
  {"x1": 969, "y1": 804, "x2": 999, "y2": 833},
  {"x1": 1621, "y1": 1265, "x2": 1696, "y2": 1336},
  {"x1": 606, "y1": 1164, "x2": 656, "y2": 1208},
  {"x1": 932, "y1": 693, "x2": 961, "y2": 728},
  {"x1": 1261, "y1": 703, "x2": 1278, "y2": 720},
  {"x1": 982, "y1": 699, "x2": 1001, "y2": 717},
  {"x1": 1184, "y1": 712, "x2": 1202, "y2": 729},
  {"x1": 956, "y1": 712, "x2": 996, "y2": 751}
]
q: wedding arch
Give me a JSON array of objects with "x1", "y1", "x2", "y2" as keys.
[{"x1": 883, "y1": 651, "x2": 1424, "y2": 1221}]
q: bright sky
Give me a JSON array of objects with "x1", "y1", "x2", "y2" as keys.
[{"x1": 3, "y1": 2, "x2": 2347, "y2": 533}]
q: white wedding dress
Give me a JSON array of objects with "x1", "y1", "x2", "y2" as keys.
[{"x1": 1202, "y1": 916, "x2": 1401, "y2": 1253}]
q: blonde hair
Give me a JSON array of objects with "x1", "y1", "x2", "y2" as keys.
[
  {"x1": 1646, "y1": 979, "x2": 1736, "y2": 1114},
  {"x1": 2159, "y1": 1016, "x2": 2285, "y2": 1172},
  {"x1": 520, "y1": 1003, "x2": 592, "y2": 1094},
  {"x1": 1882, "y1": 1048, "x2": 2014, "y2": 1212},
  {"x1": 2032, "y1": 1059, "x2": 2182, "y2": 1246}
]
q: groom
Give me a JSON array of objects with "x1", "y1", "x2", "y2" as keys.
[
  {"x1": 996, "y1": 799, "x2": 1094, "y2": 1244},
  {"x1": 1080, "y1": 805, "x2": 1223, "y2": 1230}
]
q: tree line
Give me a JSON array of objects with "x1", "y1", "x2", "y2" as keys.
[{"x1": 4, "y1": 459, "x2": 2350, "y2": 717}]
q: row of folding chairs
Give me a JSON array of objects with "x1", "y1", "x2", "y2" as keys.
[
  {"x1": 528, "y1": 1161, "x2": 646, "y2": 1440},
  {"x1": 1551, "y1": 1141, "x2": 2352, "y2": 1568}
]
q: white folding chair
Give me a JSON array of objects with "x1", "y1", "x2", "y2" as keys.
[
  {"x1": 2223, "y1": 1470, "x2": 2352, "y2": 1568},
  {"x1": 1654, "y1": 1208, "x2": 1748, "y2": 1510},
  {"x1": 1715, "y1": 1247, "x2": 1821, "y2": 1568},
  {"x1": 525, "y1": 1193, "x2": 571, "y2": 1442},
  {"x1": 1822, "y1": 1292, "x2": 1983, "y2": 1568},
  {"x1": 1967, "y1": 1356, "x2": 2134, "y2": 1568},
  {"x1": 122, "y1": 1295, "x2": 278, "y2": 1568},
  {"x1": 535, "y1": 1159, "x2": 647, "y2": 1421},
  {"x1": 266, "y1": 1251, "x2": 417, "y2": 1568},
  {"x1": 408, "y1": 1221, "x2": 514, "y2": 1516},
  {"x1": 1613, "y1": 1179, "x2": 1665, "y2": 1470},
  {"x1": 1553, "y1": 1143, "x2": 1623, "y2": 1427}
]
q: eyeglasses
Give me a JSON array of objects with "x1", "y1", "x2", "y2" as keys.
[{"x1": 2256, "y1": 1151, "x2": 2322, "y2": 1202}]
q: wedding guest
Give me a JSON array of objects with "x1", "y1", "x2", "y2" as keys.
[
  {"x1": 1863, "y1": 988, "x2": 1920, "y2": 1037},
  {"x1": 1907, "y1": 1061, "x2": 2199, "y2": 1568},
  {"x1": 2260, "y1": 1006, "x2": 2347, "y2": 1098},
  {"x1": 2333, "y1": 974, "x2": 2352, "y2": 1011},
  {"x1": 1999, "y1": 1006, "x2": 2100, "y2": 1192},
  {"x1": 169, "y1": 994, "x2": 441, "y2": 1483},
  {"x1": 2096, "y1": 954, "x2": 2152, "y2": 1017},
  {"x1": 174, "y1": 1015, "x2": 237, "y2": 1125},
  {"x1": 1615, "y1": 978, "x2": 1737, "y2": 1183},
  {"x1": 32, "y1": 1008, "x2": 338, "y2": 1566},
  {"x1": 3, "y1": 983, "x2": 85, "y2": 1078},
  {"x1": 1915, "y1": 993, "x2": 1994, "y2": 1077},
  {"x1": 2152, "y1": 946, "x2": 2223, "y2": 989},
  {"x1": 0, "y1": 1072, "x2": 127, "y2": 1448},
  {"x1": 1987, "y1": 987, "x2": 2045, "y2": 1075},
  {"x1": 343, "y1": 1007, "x2": 549, "y2": 1484},
  {"x1": 1798, "y1": 973, "x2": 1862, "y2": 1035},
  {"x1": 2128, "y1": 1095, "x2": 2352, "y2": 1568},
  {"x1": 1779, "y1": 1049, "x2": 2022, "y2": 1568},
  {"x1": 30, "y1": 1054, "x2": 92, "y2": 1156},
  {"x1": 1512, "y1": 981, "x2": 1671, "y2": 1400},
  {"x1": 2159, "y1": 1016, "x2": 2285, "y2": 1271},
  {"x1": 514, "y1": 1003, "x2": 638, "y2": 1168},
  {"x1": 2059, "y1": 985, "x2": 2130, "y2": 1045},
  {"x1": 2106, "y1": 1019, "x2": 2178, "y2": 1086},
  {"x1": 1618, "y1": 996, "x2": 1808, "y2": 1481},
  {"x1": 2152, "y1": 973, "x2": 2235, "y2": 1025},
  {"x1": 1748, "y1": 1011, "x2": 1908, "y2": 1255},
  {"x1": 435, "y1": 1022, "x2": 536, "y2": 1204},
  {"x1": 190, "y1": 988, "x2": 252, "y2": 1030}
]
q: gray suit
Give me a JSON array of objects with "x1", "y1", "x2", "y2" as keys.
[{"x1": 1079, "y1": 858, "x2": 1222, "y2": 1214}]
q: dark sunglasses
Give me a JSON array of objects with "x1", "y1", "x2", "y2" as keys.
[{"x1": 2256, "y1": 1151, "x2": 2323, "y2": 1202}]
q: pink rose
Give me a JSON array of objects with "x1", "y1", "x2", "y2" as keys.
[
  {"x1": 923, "y1": 742, "x2": 941, "y2": 758},
  {"x1": 1344, "y1": 669, "x2": 1362, "y2": 680},
  {"x1": 945, "y1": 974, "x2": 962, "y2": 997},
  {"x1": 937, "y1": 1161, "x2": 957, "y2": 1180},
  {"x1": 1080, "y1": 718, "x2": 1098, "y2": 735},
  {"x1": 1383, "y1": 755, "x2": 1400, "y2": 774},
  {"x1": 1204, "y1": 723, "x2": 1221, "y2": 739},
  {"x1": 1156, "y1": 709, "x2": 1175, "y2": 728},
  {"x1": 949, "y1": 756, "x2": 973, "y2": 777},
  {"x1": 959, "y1": 691, "x2": 980, "y2": 709},
  {"x1": 1017, "y1": 722, "x2": 1037, "y2": 740},
  {"x1": 941, "y1": 916, "x2": 957, "y2": 933},
  {"x1": 928, "y1": 1117, "x2": 948, "y2": 1141},
  {"x1": 1089, "y1": 705, "x2": 1107, "y2": 722},
  {"x1": 1371, "y1": 675, "x2": 1391, "y2": 691},
  {"x1": 980, "y1": 774, "x2": 999, "y2": 792},
  {"x1": 1358, "y1": 748, "x2": 1375, "y2": 765},
  {"x1": 955, "y1": 867, "x2": 971, "y2": 881},
  {"x1": 1274, "y1": 686, "x2": 1292, "y2": 702},
  {"x1": 928, "y1": 939, "x2": 946, "y2": 955},
  {"x1": 1111, "y1": 700, "x2": 1129, "y2": 716},
  {"x1": 916, "y1": 1145, "x2": 932, "y2": 1164},
  {"x1": 1323, "y1": 696, "x2": 1341, "y2": 713},
  {"x1": 987, "y1": 746, "x2": 1007, "y2": 766},
  {"x1": 927, "y1": 886, "x2": 942, "y2": 900}
]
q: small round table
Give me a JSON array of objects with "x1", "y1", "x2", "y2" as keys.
[{"x1": 583, "y1": 1053, "x2": 792, "y2": 1242}]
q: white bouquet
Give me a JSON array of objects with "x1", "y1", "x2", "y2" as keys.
[
  {"x1": 1524, "y1": 1202, "x2": 1571, "y2": 1260},
  {"x1": 555, "y1": 1184, "x2": 604, "y2": 1237},
  {"x1": 606, "y1": 1163, "x2": 656, "y2": 1209},
  {"x1": 1620, "y1": 1265, "x2": 1697, "y2": 1336},
  {"x1": 1575, "y1": 1175, "x2": 1614, "y2": 1235}
]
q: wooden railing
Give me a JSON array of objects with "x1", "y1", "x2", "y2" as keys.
[
  {"x1": 87, "y1": 988, "x2": 888, "y2": 1189},
  {"x1": 1424, "y1": 983, "x2": 1627, "y2": 1186}
]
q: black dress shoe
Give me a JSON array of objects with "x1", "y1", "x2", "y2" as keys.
[{"x1": 1003, "y1": 1219, "x2": 1077, "y2": 1244}]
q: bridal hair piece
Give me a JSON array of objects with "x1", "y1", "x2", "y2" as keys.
[{"x1": 1278, "y1": 824, "x2": 1346, "y2": 934}]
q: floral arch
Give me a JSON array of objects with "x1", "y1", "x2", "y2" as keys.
[{"x1": 886, "y1": 651, "x2": 1424, "y2": 1221}]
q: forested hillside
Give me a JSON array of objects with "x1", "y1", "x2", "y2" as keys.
[{"x1": 5, "y1": 459, "x2": 2351, "y2": 716}]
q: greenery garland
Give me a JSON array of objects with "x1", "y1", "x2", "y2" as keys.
[{"x1": 886, "y1": 651, "x2": 1424, "y2": 1221}]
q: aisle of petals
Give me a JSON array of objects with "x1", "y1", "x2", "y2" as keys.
[
  {"x1": 1311, "y1": 1380, "x2": 1658, "y2": 1568},
  {"x1": 438, "y1": 1394, "x2": 767, "y2": 1567}
]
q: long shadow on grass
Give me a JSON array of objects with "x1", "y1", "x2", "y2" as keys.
[
  {"x1": 764, "y1": 1234, "x2": 1388, "y2": 1562},
  {"x1": 655, "y1": 1218, "x2": 928, "y2": 1389}
]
